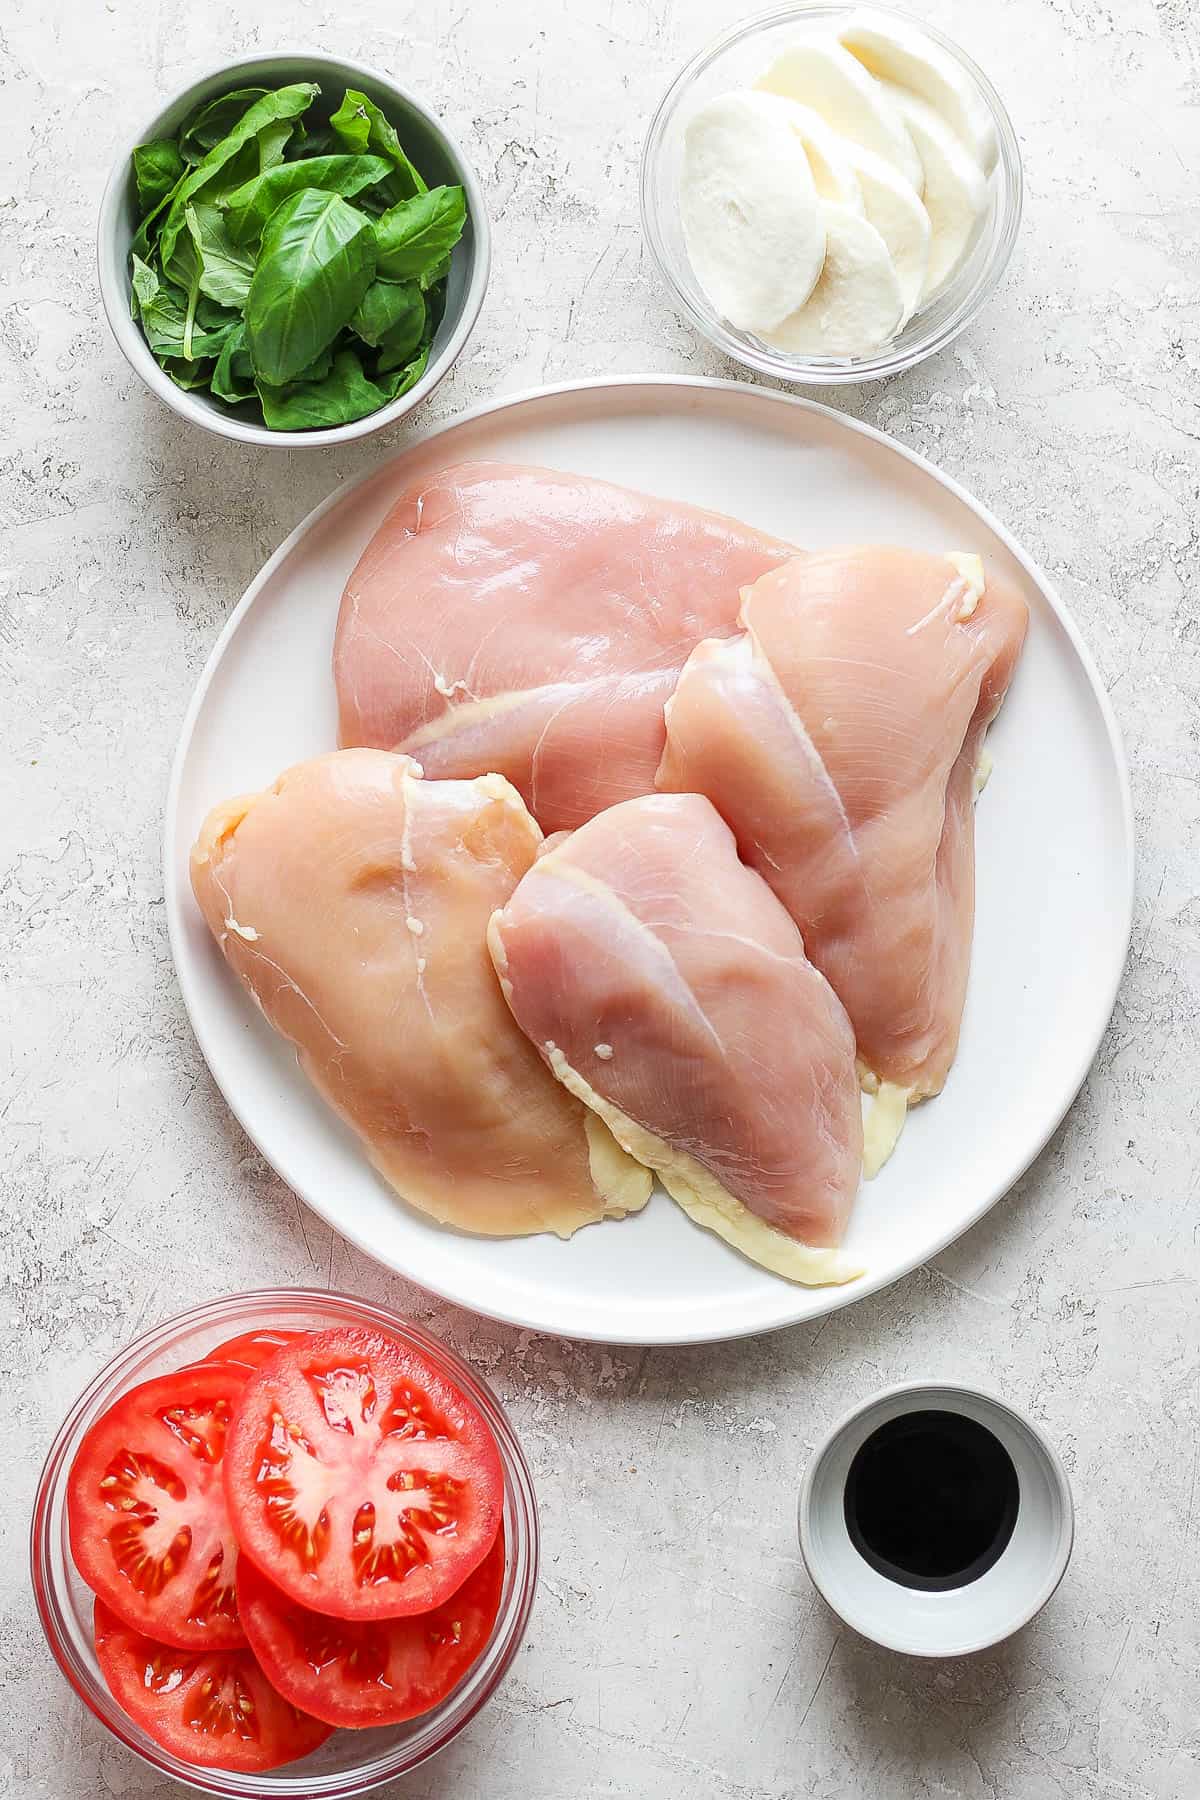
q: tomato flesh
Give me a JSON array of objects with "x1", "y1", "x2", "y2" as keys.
[
  {"x1": 223, "y1": 1326, "x2": 504, "y2": 1620},
  {"x1": 93, "y1": 1599, "x2": 331, "y2": 1771},
  {"x1": 68, "y1": 1362, "x2": 248, "y2": 1649},
  {"x1": 205, "y1": 1329, "x2": 301, "y2": 1374},
  {"x1": 237, "y1": 1527, "x2": 506, "y2": 1727}
]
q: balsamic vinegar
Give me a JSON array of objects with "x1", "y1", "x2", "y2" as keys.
[{"x1": 844, "y1": 1409, "x2": 1019, "y2": 1591}]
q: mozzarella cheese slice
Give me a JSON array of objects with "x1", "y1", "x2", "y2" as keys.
[
  {"x1": 679, "y1": 89, "x2": 826, "y2": 333},
  {"x1": 764, "y1": 202, "x2": 904, "y2": 357},
  {"x1": 776, "y1": 98, "x2": 865, "y2": 211},
  {"x1": 883, "y1": 84, "x2": 989, "y2": 298},
  {"x1": 839, "y1": 11, "x2": 998, "y2": 175},
  {"x1": 841, "y1": 140, "x2": 930, "y2": 323},
  {"x1": 758, "y1": 39, "x2": 923, "y2": 194}
]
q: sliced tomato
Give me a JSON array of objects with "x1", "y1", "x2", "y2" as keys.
[
  {"x1": 237, "y1": 1528, "x2": 506, "y2": 1727},
  {"x1": 205, "y1": 1329, "x2": 301, "y2": 1374},
  {"x1": 68, "y1": 1362, "x2": 248, "y2": 1649},
  {"x1": 223, "y1": 1325, "x2": 504, "y2": 1621},
  {"x1": 93, "y1": 1599, "x2": 331, "y2": 1771}
]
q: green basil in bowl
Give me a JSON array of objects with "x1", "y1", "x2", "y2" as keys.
[{"x1": 98, "y1": 54, "x2": 490, "y2": 445}]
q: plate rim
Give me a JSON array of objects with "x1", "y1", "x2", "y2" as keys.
[{"x1": 164, "y1": 374, "x2": 1136, "y2": 1345}]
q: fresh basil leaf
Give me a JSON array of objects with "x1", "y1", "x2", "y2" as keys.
[
  {"x1": 292, "y1": 343, "x2": 336, "y2": 383},
  {"x1": 160, "y1": 210, "x2": 251, "y2": 329},
  {"x1": 196, "y1": 291, "x2": 237, "y2": 328},
  {"x1": 378, "y1": 329, "x2": 431, "y2": 376},
  {"x1": 373, "y1": 185, "x2": 466, "y2": 281},
  {"x1": 290, "y1": 122, "x2": 336, "y2": 159},
  {"x1": 350, "y1": 277, "x2": 424, "y2": 352},
  {"x1": 222, "y1": 154, "x2": 392, "y2": 246},
  {"x1": 131, "y1": 210, "x2": 162, "y2": 264},
  {"x1": 129, "y1": 252, "x2": 159, "y2": 319},
  {"x1": 159, "y1": 357, "x2": 215, "y2": 391},
  {"x1": 255, "y1": 118, "x2": 295, "y2": 174},
  {"x1": 130, "y1": 90, "x2": 295, "y2": 258},
  {"x1": 244, "y1": 187, "x2": 376, "y2": 385},
  {"x1": 418, "y1": 251, "x2": 452, "y2": 293},
  {"x1": 132, "y1": 139, "x2": 185, "y2": 215},
  {"x1": 405, "y1": 277, "x2": 446, "y2": 364},
  {"x1": 211, "y1": 324, "x2": 256, "y2": 405},
  {"x1": 178, "y1": 87, "x2": 268, "y2": 163},
  {"x1": 130, "y1": 172, "x2": 185, "y2": 260},
  {"x1": 131, "y1": 258, "x2": 238, "y2": 361},
  {"x1": 256, "y1": 343, "x2": 421, "y2": 429},
  {"x1": 186, "y1": 201, "x2": 256, "y2": 307},
  {"x1": 159, "y1": 83, "x2": 318, "y2": 269},
  {"x1": 255, "y1": 347, "x2": 374, "y2": 429},
  {"x1": 329, "y1": 88, "x2": 427, "y2": 203},
  {"x1": 188, "y1": 122, "x2": 289, "y2": 222},
  {"x1": 169, "y1": 207, "x2": 206, "y2": 359},
  {"x1": 377, "y1": 341, "x2": 430, "y2": 391}
]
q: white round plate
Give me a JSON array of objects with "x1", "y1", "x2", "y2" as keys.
[{"x1": 166, "y1": 377, "x2": 1133, "y2": 1346}]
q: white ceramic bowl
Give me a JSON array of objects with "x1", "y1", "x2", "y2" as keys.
[
  {"x1": 641, "y1": 3, "x2": 1022, "y2": 384},
  {"x1": 97, "y1": 51, "x2": 491, "y2": 447},
  {"x1": 798, "y1": 1383, "x2": 1074, "y2": 1656}
]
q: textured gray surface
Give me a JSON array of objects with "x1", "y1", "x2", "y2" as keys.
[{"x1": 1, "y1": 0, "x2": 1198, "y2": 1795}]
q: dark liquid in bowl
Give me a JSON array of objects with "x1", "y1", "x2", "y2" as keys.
[{"x1": 844, "y1": 1409, "x2": 1019, "y2": 1591}]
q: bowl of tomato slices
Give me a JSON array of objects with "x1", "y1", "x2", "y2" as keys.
[{"x1": 30, "y1": 1289, "x2": 538, "y2": 1795}]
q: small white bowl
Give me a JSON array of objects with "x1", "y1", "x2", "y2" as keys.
[
  {"x1": 798, "y1": 1383, "x2": 1073, "y2": 1657},
  {"x1": 97, "y1": 50, "x2": 491, "y2": 447},
  {"x1": 641, "y1": 3, "x2": 1022, "y2": 384}
]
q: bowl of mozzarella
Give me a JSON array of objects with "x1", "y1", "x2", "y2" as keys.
[{"x1": 641, "y1": 3, "x2": 1021, "y2": 381}]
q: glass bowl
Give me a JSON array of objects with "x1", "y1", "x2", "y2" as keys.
[
  {"x1": 640, "y1": 2, "x2": 1022, "y2": 383},
  {"x1": 30, "y1": 1288, "x2": 538, "y2": 1798}
]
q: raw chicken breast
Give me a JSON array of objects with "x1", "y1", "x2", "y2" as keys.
[
  {"x1": 190, "y1": 750, "x2": 650, "y2": 1237},
  {"x1": 333, "y1": 461, "x2": 794, "y2": 834},
  {"x1": 658, "y1": 548, "x2": 1028, "y2": 1145},
  {"x1": 488, "y1": 793, "x2": 864, "y2": 1284}
]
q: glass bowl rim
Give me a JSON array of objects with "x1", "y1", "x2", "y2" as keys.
[
  {"x1": 639, "y1": 0, "x2": 1024, "y2": 384},
  {"x1": 29, "y1": 1286, "x2": 539, "y2": 1798}
]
